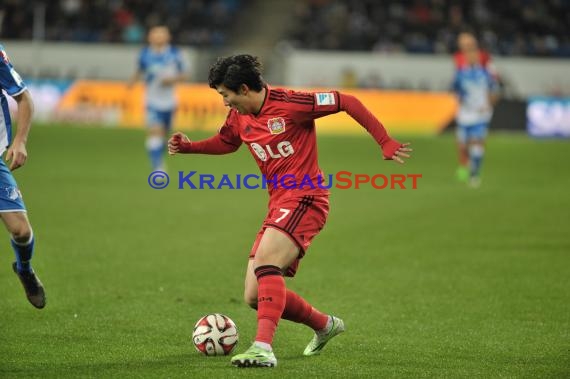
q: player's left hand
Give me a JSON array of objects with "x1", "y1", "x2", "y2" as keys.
[
  {"x1": 5, "y1": 140, "x2": 28, "y2": 171},
  {"x1": 383, "y1": 141, "x2": 412, "y2": 164}
]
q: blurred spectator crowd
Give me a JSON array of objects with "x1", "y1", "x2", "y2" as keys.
[
  {"x1": 287, "y1": 0, "x2": 570, "y2": 57},
  {"x1": 0, "y1": 0, "x2": 246, "y2": 46},
  {"x1": 2, "y1": 0, "x2": 568, "y2": 57}
]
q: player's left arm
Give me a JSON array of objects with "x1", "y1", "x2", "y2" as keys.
[
  {"x1": 6, "y1": 90, "x2": 34, "y2": 171},
  {"x1": 161, "y1": 49, "x2": 191, "y2": 86},
  {"x1": 487, "y1": 71, "x2": 500, "y2": 107},
  {"x1": 127, "y1": 69, "x2": 143, "y2": 89},
  {"x1": 337, "y1": 92, "x2": 412, "y2": 163},
  {"x1": 127, "y1": 49, "x2": 146, "y2": 88},
  {"x1": 297, "y1": 89, "x2": 411, "y2": 162}
]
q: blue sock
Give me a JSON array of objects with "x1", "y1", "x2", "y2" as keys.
[
  {"x1": 146, "y1": 136, "x2": 165, "y2": 170},
  {"x1": 469, "y1": 145, "x2": 484, "y2": 178},
  {"x1": 12, "y1": 234, "x2": 35, "y2": 273}
]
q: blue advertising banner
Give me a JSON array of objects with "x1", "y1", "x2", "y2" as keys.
[
  {"x1": 5, "y1": 79, "x2": 73, "y2": 121},
  {"x1": 527, "y1": 97, "x2": 570, "y2": 138}
]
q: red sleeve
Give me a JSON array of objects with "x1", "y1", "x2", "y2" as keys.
[
  {"x1": 181, "y1": 133, "x2": 240, "y2": 154},
  {"x1": 338, "y1": 92, "x2": 401, "y2": 160},
  {"x1": 180, "y1": 110, "x2": 242, "y2": 154},
  {"x1": 311, "y1": 91, "x2": 342, "y2": 118},
  {"x1": 270, "y1": 89, "x2": 341, "y2": 120},
  {"x1": 290, "y1": 89, "x2": 401, "y2": 159}
]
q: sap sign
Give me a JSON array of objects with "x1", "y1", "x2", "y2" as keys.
[{"x1": 527, "y1": 97, "x2": 570, "y2": 138}]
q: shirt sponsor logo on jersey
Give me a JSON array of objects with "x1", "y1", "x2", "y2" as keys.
[
  {"x1": 316, "y1": 92, "x2": 335, "y2": 106},
  {"x1": 250, "y1": 143, "x2": 268, "y2": 161},
  {"x1": 267, "y1": 117, "x2": 286, "y2": 135},
  {"x1": 249, "y1": 141, "x2": 294, "y2": 161}
]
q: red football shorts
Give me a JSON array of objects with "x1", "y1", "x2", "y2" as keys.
[{"x1": 249, "y1": 194, "x2": 329, "y2": 277}]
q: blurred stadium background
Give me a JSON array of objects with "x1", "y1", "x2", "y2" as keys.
[
  {"x1": 1, "y1": 0, "x2": 569, "y2": 134},
  {"x1": 1, "y1": 1, "x2": 569, "y2": 378}
]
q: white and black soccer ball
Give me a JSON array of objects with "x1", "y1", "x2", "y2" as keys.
[{"x1": 192, "y1": 313, "x2": 239, "y2": 356}]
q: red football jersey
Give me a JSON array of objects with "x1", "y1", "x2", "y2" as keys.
[{"x1": 218, "y1": 85, "x2": 341, "y2": 203}]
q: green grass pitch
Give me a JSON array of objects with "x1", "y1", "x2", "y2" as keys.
[{"x1": 0, "y1": 125, "x2": 568, "y2": 378}]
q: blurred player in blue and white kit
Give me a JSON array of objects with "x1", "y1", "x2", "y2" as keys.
[
  {"x1": 0, "y1": 44, "x2": 45, "y2": 308},
  {"x1": 129, "y1": 26, "x2": 188, "y2": 171},
  {"x1": 453, "y1": 32, "x2": 499, "y2": 187}
]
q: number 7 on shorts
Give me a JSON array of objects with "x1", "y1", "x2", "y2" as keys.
[{"x1": 274, "y1": 208, "x2": 290, "y2": 223}]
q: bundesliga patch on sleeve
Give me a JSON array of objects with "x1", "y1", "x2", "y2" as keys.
[{"x1": 315, "y1": 92, "x2": 335, "y2": 106}]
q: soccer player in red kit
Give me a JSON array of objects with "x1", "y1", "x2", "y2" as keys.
[{"x1": 168, "y1": 55, "x2": 412, "y2": 368}]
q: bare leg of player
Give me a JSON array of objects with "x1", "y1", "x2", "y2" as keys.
[
  {"x1": 456, "y1": 140, "x2": 470, "y2": 183},
  {"x1": 233, "y1": 228, "x2": 343, "y2": 367},
  {"x1": 231, "y1": 228, "x2": 296, "y2": 367},
  {"x1": 468, "y1": 139, "x2": 485, "y2": 187}
]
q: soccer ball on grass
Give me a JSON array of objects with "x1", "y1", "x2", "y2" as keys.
[{"x1": 192, "y1": 313, "x2": 239, "y2": 356}]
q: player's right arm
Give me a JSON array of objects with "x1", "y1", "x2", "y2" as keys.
[
  {"x1": 168, "y1": 110, "x2": 242, "y2": 155},
  {"x1": 451, "y1": 70, "x2": 463, "y2": 98},
  {"x1": 168, "y1": 131, "x2": 240, "y2": 155},
  {"x1": 127, "y1": 49, "x2": 146, "y2": 88},
  {"x1": 127, "y1": 69, "x2": 143, "y2": 89}
]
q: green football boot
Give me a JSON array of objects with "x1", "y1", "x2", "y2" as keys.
[
  {"x1": 455, "y1": 166, "x2": 469, "y2": 183},
  {"x1": 231, "y1": 344, "x2": 277, "y2": 368},
  {"x1": 303, "y1": 316, "x2": 345, "y2": 356},
  {"x1": 456, "y1": 166, "x2": 470, "y2": 183}
]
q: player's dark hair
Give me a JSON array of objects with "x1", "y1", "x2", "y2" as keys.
[{"x1": 208, "y1": 54, "x2": 264, "y2": 93}]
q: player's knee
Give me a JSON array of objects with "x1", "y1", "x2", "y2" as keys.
[
  {"x1": 469, "y1": 144, "x2": 485, "y2": 157},
  {"x1": 9, "y1": 222, "x2": 32, "y2": 242},
  {"x1": 148, "y1": 124, "x2": 164, "y2": 134},
  {"x1": 146, "y1": 135, "x2": 164, "y2": 149}
]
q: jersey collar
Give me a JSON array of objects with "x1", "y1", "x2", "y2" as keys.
[{"x1": 253, "y1": 84, "x2": 270, "y2": 117}]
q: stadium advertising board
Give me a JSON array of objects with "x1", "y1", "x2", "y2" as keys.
[
  {"x1": 51, "y1": 81, "x2": 457, "y2": 134},
  {"x1": 5, "y1": 79, "x2": 73, "y2": 121},
  {"x1": 527, "y1": 97, "x2": 570, "y2": 138}
]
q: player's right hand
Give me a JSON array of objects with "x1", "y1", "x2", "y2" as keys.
[{"x1": 168, "y1": 132, "x2": 192, "y2": 155}]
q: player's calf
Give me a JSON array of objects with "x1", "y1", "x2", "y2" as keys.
[{"x1": 244, "y1": 293, "x2": 257, "y2": 310}]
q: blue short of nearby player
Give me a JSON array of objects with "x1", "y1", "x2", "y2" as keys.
[
  {"x1": 0, "y1": 159, "x2": 26, "y2": 212},
  {"x1": 456, "y1": 122, "x2": 489, "y2": 144},
  {"x1": 146, "y1": 107, "x2": 174, "y2": 130}
]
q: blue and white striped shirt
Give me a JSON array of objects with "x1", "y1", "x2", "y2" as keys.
[{"x1": 0, "y1": 44, "x2": 27, "y2": 155}]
